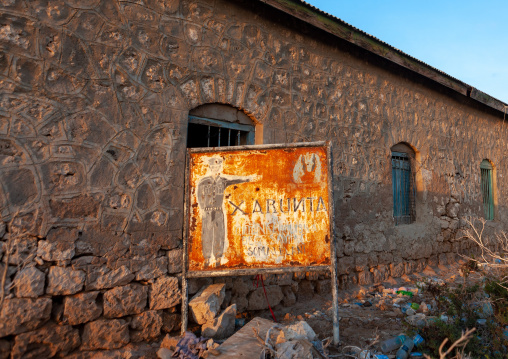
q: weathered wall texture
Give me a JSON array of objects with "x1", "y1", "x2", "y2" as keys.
[{"x1": 0, "y1": 0, "x2": 506, "y2": 356}]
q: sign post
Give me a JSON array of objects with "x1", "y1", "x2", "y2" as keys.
[{"x1": 181, "y1": 141, "x2": 339, "y2": 345}]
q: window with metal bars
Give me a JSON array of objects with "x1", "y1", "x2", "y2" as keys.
[
  {"x1": 391, "y1": 151, "x2": 416, "y2": 225},
  {"x1": 480, "y1": 160, "x2": 494, "y2": 220},
  {"x1": 187, "y1": 115, "x2": 255, "y2": 148}
]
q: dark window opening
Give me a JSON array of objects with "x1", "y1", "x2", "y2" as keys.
[{"x1": 187, "y1": 115, "x2": 254, "y2": 148}]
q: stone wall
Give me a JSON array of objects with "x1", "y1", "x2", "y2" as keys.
[{"x1": 0, "y1": 0, "x2": 506, "y2": 356}]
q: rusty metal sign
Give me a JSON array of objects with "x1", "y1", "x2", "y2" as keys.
[
  {"x1": 181, "y1": 142, "x2": 339, "y2": 345},
  {"x1": 185, "y1": 142, "x2": 332, "y2": 273}
]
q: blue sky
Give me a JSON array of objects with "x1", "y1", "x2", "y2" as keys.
[{"x1": 304, "y1": 0, "x2": 508, "y2": 104}]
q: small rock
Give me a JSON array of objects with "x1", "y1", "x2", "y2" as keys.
[
  {"x1": 277, "y1": 321, "x2": 317, "y2": 342},
  {"x1": 162, "y1": 312, "x2": 181, "y2": 333},
  {"x1": 201, "y1": 304, "x2": 236, "y2": 340},
  {"x1": 275, "y1": 338, "x2": 318, "y2": 359},
  {"x1": 189, "y1": 283, "x2": 226, "y2": 325},
  {"x1": 157, "y1": 347, "x2": 173, "y2": 359},
  {"x1": 161, "y1": 334, "x2": 179, "y2": 350},
  {"x1": 406, "y1": 308, "x2": 416, "y2": 316}
]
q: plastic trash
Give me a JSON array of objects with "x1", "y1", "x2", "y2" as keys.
[
  {"x1": 397, "y1": 290, "x2": 414, "y2": 297},
  {"x1": 380, "y1": 334, "x2": 407, "y2": 353},
  {"x1": 406, "y1": 314, "x2": 427, "y2": 327},
  {"x1": 235, "y1": 318, "x2": 246, "y2": 327},
  {"x1": 476, "y1": 319, "x2": 487, "y2": 326},
  {"x1": 413, "y1": 334, "x2": 425, "y2": 348},
  {"x1": 358, "y1": 349, "x2": 372, "y2": 359},
  {"x1": 374, "y1": 355, "x2": 390, "y2": 359},
  {"x1": 396, "y1": 338, "x2": 414, "y2": 359},
  {"x1": 410, "y1": 353, "x2": 423, "y2": 357},
  {"x1": 477, "y1": 302, "x2": 494, "y2": 318},
  {"x1": 410, "y1": 303, "x2": 420, "y2": 310}
]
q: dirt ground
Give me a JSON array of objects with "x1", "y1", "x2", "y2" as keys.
[{"x1": 251, "y1": 260, "x2": 480, "y2": 356}]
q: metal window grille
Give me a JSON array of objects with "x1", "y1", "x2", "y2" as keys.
[
  {"x1": 187, "y1": 115, "x2": 255, "y2": 148},
  {"x1": 391, "y1": 152, "x2": 416, "y2": 225},
  {"x1": 480, "y1": 160, "x2": 494, "y2": 220}
]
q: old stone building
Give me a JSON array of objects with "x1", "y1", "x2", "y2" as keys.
[{"x1": 0, "y1": 0, "x2": 507, "y2": 356}]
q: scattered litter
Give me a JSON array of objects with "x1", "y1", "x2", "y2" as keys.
[{"x1": 172, "y1": 332, "x2": 209, "y2": 359}]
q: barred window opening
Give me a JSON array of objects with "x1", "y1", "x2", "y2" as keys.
[
  {"x1": 391, "y1": 151, "x2": 416, "y2": 225},
  {"x1": 480, "y1": 159, "x2": 494, "y2": 220},
  {"x1": 187, "y1": 104, "x2": 255, "y2": 148}
]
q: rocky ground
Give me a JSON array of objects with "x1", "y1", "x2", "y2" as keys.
[{"x1": 148, "y1": 259, "x2": 482, "y2": 359}]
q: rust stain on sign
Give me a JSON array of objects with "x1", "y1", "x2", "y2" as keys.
[{"x1": 187, "y1": 145, "x2": 331, "y2": 272}]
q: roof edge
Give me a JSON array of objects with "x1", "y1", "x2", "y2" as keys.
[{"x1": 259, "y1": 0, "x2": 507, "y2": 114}]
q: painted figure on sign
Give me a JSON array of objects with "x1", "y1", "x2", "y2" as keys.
[
  {"x1": 293, "y1": 152, "x2": 322, "y2": 183},
  {"x1": 197, "y1": 157, "x2": 259, "y2": 267}
]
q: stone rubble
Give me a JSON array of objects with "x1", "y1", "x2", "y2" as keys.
[{"x1": 189, "y1": 283, "x2": 226, "y2": 325}]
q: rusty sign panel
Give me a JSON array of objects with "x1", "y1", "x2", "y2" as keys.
[{"x1": 186, "y1": 143, "x2": 332, "y2": 273}]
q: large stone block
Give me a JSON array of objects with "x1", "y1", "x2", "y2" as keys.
[
  {"x1": 248, "y1": 285, "x2": 283, "y2": 310},
  {"x1": 230, "y1": 295, "x2": 248, "y2": 313},
  {"x1": 37, "y1": 227, "x2": 78, "y2": 262},
  {"x1": 188, "y1": 283, "x2": 225, "y2": 325},
  {"x1": 188, "y1": 277, "x2": 213, "y2": 295},
  {"x1": 150, "y1": 276, "x2": 181, "y2": 310},
  {"x1": 296, "y1": 280, "x2": 314, "y2": 302},
  {"x1": 81, "y1": 319, "x2": 130, "y2": 350},
  {"x1": 130, "y1": 310, "x2": 163, "y2": 342},
  {"x1": 86, "y1": 265, "x2": 135, "y2": 290},
  {"x1": 13, "y1": 266, "x2": 45, "y2": 298},
  {"x1": 49, "y1": 194, "x2": 100, "y2": 219},
  {"x1": 104, "y1": 284, "x2": 148, "y2": 318},
  {"x1": 201, "y1": 304, "x2": 236, "y2": 340},
  {"x1": 135, "y1": 256, "x2": 168, "y2": 281},
  {"x1": 2, "y1": 168, "x2": 37, "y2": 207},
  {"x1": 0, "y1": 339, "x2": 9, "y2": 359},
  {"x1": 281, "y1": 286, "x2": 296, "y2": 307},
  {"x1": 63, "y1": 291, "x2": 102, "y2": 325},
  {"x1": 316, "y1": 279, "x2": 332, "y2": 295},
  {"x1": 0, "y1": 298, "x2": 52, "y2": 337},
  {"x1": 167, "y1": 248, "x2": 182, "y2": 274},
  {"x1": 7, "y1": 236, "x2": 38, "y2": 266},
  {"x1": 11, "y1": 324, "x2": 80, "y2": 359},
  {"x1": 46, "y1": 266, "x2": 85, "y2": 295}
]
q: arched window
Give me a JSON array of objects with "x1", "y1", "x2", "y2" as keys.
[
  {"x1": 187, "y1": 104, "x2": 255, "y2": 148},
  {"x1": 480, "y1": 159, "x2": 494, "y2": 220},
  {"x1": 391, "y1": 143, "x2": 416, "y2": 225}
]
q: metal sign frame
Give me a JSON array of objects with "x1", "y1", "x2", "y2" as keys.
[{"x1": 181, "y1": 141, "x2": 339, "y2": 345}]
